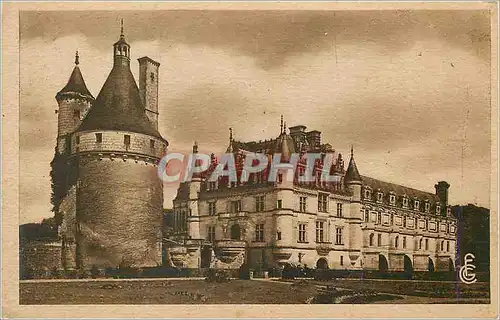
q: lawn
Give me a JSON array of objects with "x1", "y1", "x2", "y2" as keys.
[
  {"x1": 19, "y1": 278, "x2": 491, "y2": 304},
  {"x1": 20, "y1": 279, "x2": 317, "y2": 304}
]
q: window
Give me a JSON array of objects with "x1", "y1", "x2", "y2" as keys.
[
  {"x1": 276, "y1": 199, "x2": 282, "y2": 209},
  {"x1": 150, "y1": 139, "x2": 155, "y2": 149},
  {"x1": 364, "y1": 189, "x2": 372, "y2": 200},
  {"x1": 340, "y1": 256, "x2": 344, "y2": 266},
  {"x1": 255, "y1": 224, "x2": 264, "y2": 242},
  {"x1": 150, "y1": 72, "x2": 155, "y2": 82},
  {"x1": 389, "y1": 194, "x2": 396, "y2": 205},
  {"x1": 95, "y1": 133, "x2": 102, "y2": 143},
  {"x1": 365, "y1": 209, "x2": 369, "y2": 222},
  {"x1": 336, "y1": 203, "x2": 343, "y2": 217},
  {"x1": 403, "y1": 236, "x2": 407, "y2": 249},
  {"x1": 230, "y1": 200, "x2": 242, "y2": 213},
  {"x1": 208, "y1": 181, "x2": 216, "y2": 190},
  {"x1": 315, "y1": 221, "x2": 325, "y2": 243},
  {"x1": 208, "y1": 226, "x2": 216, "y2": 242},
  {"x1": 441, "y1": 240, "x2": 444, "y2": 251},
  {"x1": 276, "y1": 231, "x2": 282, "y2": 240},
  {"x1": 299, "y1": 197, "x2": 307, "y2": 212},
  {"x1": 436, "y1": 204, "x2": 441, "y2": 214},
  {"x1": 414, "y1": 200, "x2": 420, "y2": 211},
  {"x1": 390, "y1": 214, "x2": 394, "y2": 225},
  {"x1": 124, "y1": 134, "x2": 130, "y2": 146},
  {"x1": 377, "y1": 192, "x2": 383, "y2": 202},
  {"x1": 446, "y1": 241, "x2": 450, "y2": 252},
  {"x1": 335, "y1": 227, "x2": 343, "y2": 245},
  {"x1": 377, "y1": 234, "x2": 382, "y2": 246},
  {"x1": 369, "y1": 233, "x2": 374, "y2": 246},
  {"x1": 403, "y1": 217, "x2": 407, "y2": 228},
  {"x1": 425, "y1": 239, "x2": 429, "y2": 250},
  {"x1": 419, "y1": 238, "x2": 423, "y2": 250},
  {"x1": 395, "y1": 236, "x2": 399, "y2": 248},
  {"x1": 425, "y1": 201, "x2": 430, "y2": 212},
  {"x1": 298, "y1": 223, "x2": 307, "y2": 242},
  {"x1": 377, "y1": 212, "x2": 382, "y2": 225},
  {"x1": 75, "y1": 135, "x2": 80, "y2": 144},
  {"x1": 402, "y1": 196, "x2": 408, "y2": 208},
  {"x1": 255, "y1": 196, "x2": 265, "y2": 212},
  {"x1": 277, "y1": 173, "x2": 283, "y2": 183},
  {"x1": 318, "y1": 193, "x2": 328, "y2": 212},
  {"x1": 208, "y1": 202, "x2": 217, "y2": 216}
]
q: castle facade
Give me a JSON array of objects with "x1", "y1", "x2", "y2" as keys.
[{"x1": 165, "y1": 123, "x2": 457, "y2": 273}]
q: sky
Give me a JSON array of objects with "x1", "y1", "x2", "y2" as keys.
[{"x1": 19, "y1": 10, "x2": 491, "y2": 224}]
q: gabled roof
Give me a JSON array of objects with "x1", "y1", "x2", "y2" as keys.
[
  {"x1": 76, "y1": 61, "x2": 162, "y2": 138},
  {"x1": 57, "y1": 66, "x2": 94, "y2": 99}
]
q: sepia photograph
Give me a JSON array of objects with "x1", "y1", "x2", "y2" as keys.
[{"x1": 1, "y1": 1, "x2": 498, "y2": 318}]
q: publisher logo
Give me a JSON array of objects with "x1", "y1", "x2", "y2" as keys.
[{"x1": 459, "y1": 253, "x2": 477, "y2": 284}]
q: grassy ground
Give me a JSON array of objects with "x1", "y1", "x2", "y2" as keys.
[
  {"x1": 19, "y1": 278, "x2": 490, "y2": 305},
  {"x1": 287, "y1": 278, "x2": 491, "y2": 303},
  {"x1": 20, "y1": 279, "x2": 317, "y2": 304}
]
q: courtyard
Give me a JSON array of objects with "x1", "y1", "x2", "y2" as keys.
[{"x1": 19, "y1": 278, "x2": 490, "y2": 304}]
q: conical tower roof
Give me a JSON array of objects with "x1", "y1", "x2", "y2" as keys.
[
  {"x1": 76, "y1": 28, "x2": 162, "y2": 138},
  {"x1": 345, "y1": 146, "x2": 362, "y2": 183},
  {"x1": 56, "y1": 52, "x2": 94, "y2": 100}
]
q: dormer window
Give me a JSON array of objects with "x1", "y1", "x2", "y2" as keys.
[
  {"x1": 425, "y1": 201, "x2": 430, "y2": 213},
  {"x1": 402, "y1": 196, "x2": 408, "y2": 208},
  {"x1": 414, "y1": 199, "x2": 420, "y2": 211},
  {"x1": 389, "y1": 194, "x2": 396, "y2": 205},
  {"x1": 436, "y1": 203, "x2": 441, "y2": 214},
  {"x1": 376, "y1": 191, "x2": 383, "y2": 203},
  {"x1": 364, "y1": 188, "x2": 372, "y2": 200},
  {"x1": 446, "y1": 207, "x2": 451, "y2": 216}
]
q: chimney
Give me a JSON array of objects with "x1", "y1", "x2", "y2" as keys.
[
  {"x1": 435, "y1": 181, "x2": 450, "y2": 206},
  {"x1": 138, "y1": 56, "x2": 160, "y2": 130}
]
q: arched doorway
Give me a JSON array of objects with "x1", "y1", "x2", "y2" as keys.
[
  {"x1": 316, "y1": 258, "x2": 329, "y2": 269},
  {"x1": 230, "y1": 224, "x2": 241, "y2": 240},
  {"x1": 378, "y1": 254, "x2": 388, "y2": 272},
  {"x1": 404, "y1": 255, "x2": 413, "y2": 274},
  {"x1": 200, "y1": 246, "x2": 212, "y2": 268},
  {"x1": 428, "y1": 257, "x2": 435, "y2": 272}
]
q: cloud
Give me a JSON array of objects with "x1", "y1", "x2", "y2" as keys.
[{"x1": 19, "y1": 10, "x2": 491, "y2": 223}]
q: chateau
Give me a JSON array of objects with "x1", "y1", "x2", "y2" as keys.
[
  {"x1": 52, "y1": 23, "x2": 168, "y2": 270},
  {"x1": 48, "y1": 23, "x2": 457, "y2": 274},
  {"x1": 165, "y1": 122, "x2": 458, "y2": 273}
]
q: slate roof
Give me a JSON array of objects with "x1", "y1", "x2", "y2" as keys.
[
  {"x1": 345, "y1": 156, "x2": 361, "y2": 182},
  {"x1": 56, "y1": 66, "x2": 94, "y2": 99},
  {"x1": 76, "y1": 60, "x2": 162, "y2": 138},
  {"x1": 361, "y1": 175, "x2": 440, "y2": 203}
]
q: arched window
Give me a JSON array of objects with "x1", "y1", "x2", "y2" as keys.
[
  {"x1": 446, "y1": 241, "x2": 450, "y2": 252},
  {"x1": 395, "y1": 236, "x2": 399, "y2": 248},
  {"x1": 377, "y1": 234, "x2": 382, "y2": 247},
  {"x1": 419, "y1": 238, "x2": 423, "y2": 250},
  {"x1": 369, "y1": 233, "x2": 374, "y2": 246}
]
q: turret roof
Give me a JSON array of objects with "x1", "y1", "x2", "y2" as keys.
[{"x1": 57, "y1": 65, "x2": 94, "y2": 99}]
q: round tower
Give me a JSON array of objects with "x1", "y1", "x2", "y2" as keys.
[
  {"x1": 70, "y1": 23, "x2": 168, "y2": 269},
  {"x1": 55, "y1": 51, "x2": 94, "y2": 155}
]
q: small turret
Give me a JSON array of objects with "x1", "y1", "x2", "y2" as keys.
[
  {"x1": 55, "y1": 51, "x2": 94, "y2": 153},
  {"x1": 345, "y1": 146, "x2": 362, "y2": 201}
]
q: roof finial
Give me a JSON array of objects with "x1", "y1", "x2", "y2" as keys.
[
  {"x1": 229, "y1": 127, "x2": 233, "y2": 142},
  {"x1": 280, "y1": 115, "x2": 284, "y2": 134},
  {"x1": 193, "y1": 141, "x2": 198, "y2": 153},
  {"x1": 350, "y1": 145, "x2": 354, "y2": 157},
  {"x1": 283, "y1": 121, "x2": 287, "y2": 134},
  {"x1": 120, "y1": 18, "x2": 124, "y2": 37},
  {"x1": 75, "y1": 50, "x2": 79, "y2": 65}
]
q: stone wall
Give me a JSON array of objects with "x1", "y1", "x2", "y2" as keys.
[{"x1": 76, "y1": 156, "x2": 163, "y2": 268}]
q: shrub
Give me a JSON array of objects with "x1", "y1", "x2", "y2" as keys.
[
  {"x1": 205, "y1": 268, "x2": 231, "y2": 282},
  {"x1": 90, "y1": 265, "x2": 100, "y2": 279}
]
